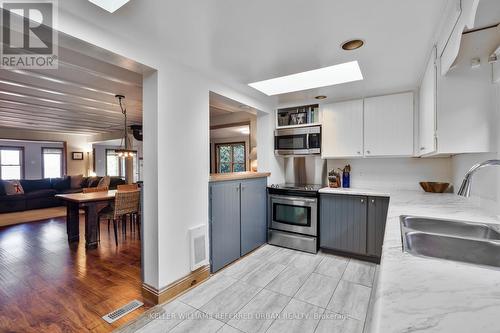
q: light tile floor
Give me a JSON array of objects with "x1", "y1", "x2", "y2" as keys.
[{"x1": 118, "y1": 245, "x2": 377, "y2": 333}]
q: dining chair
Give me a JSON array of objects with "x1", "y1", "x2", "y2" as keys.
[
  {"x1": 83, "y1": 186, "x2": 109, "y2": 193},
  {"x1": 117, "y1": 184, "x2": 139, "y2": 191},
  {"x1": 117, "y1": 184, "x2": 140, "y2": 232},
  {"x1": 98, "y1": 190, "x2": 140, "y2": 246}
]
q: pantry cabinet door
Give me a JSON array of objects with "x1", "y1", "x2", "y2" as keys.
[
  {"x1": 321, "y1": 99, "x2": 364, "y2": 158},
  {"x1": 364, "y1": 92, "x2": 414, "y2": 157},
  {"x1": 418, "y1": 48, "x2": 437, "y2": 156}
]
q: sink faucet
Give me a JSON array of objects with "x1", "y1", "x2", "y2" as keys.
[{"x1": 458, "y1": 160, "x2": 500, "y2": 197}]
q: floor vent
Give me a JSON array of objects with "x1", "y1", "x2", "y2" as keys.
[{"x1": 102, "y1": 299, "x2": 144, "y2": 324}]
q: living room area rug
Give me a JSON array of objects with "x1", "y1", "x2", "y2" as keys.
[{"x1": 0, "y1": 207, "x2": 69, "y2": 228}]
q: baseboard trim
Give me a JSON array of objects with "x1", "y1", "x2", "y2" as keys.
[{"x1": 142, "y1": 265, "x2": 211, "y2": 305}]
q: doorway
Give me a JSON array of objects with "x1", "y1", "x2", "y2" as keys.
[{"x1": 209, "y1": 92, "x2": 258, "y2": 174}]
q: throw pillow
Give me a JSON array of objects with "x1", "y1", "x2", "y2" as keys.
[
  {"x1": 52, "y1": 177, "x2": 71, "y2": 191},
  {"x1": 97, "y1": 176, "x2": 110, "y2": 188},
  {"x1": 80, "y1": 177, "x2": 89, "y2": 188},
  {"x1": 88, "y1": 177, "x2": 101, "y2": 187},
  {"x1": 3, "y1": 180, "x2": 24, "y2": 195},
  {"x1": 70, "y1": 174, "x2": 83, "y2": 189}
]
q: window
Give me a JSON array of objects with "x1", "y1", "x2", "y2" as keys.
[
  {"x1": 105, "y1": 149, "x2": 139, "y2": 179},
  {"x1": 42, "y1": 148, "x2": 63, "y2": 178},
  {"x1": 106, "y1": 149, "x2": 126, "y2": 177},
  {"x1": 0, "y1": 147, "x2": 23, "y2": 180},
  {"x1": 216, "y1": 142, "x2": 246, "y2": 173}
]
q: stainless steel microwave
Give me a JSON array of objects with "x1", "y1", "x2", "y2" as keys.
[{"x1": 274, "y1": 126, "x2": 321, "y2": 156}]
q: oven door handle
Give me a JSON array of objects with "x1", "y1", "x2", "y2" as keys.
[{"x1": 269, "y1": 194, "x2": 317, "y2": 203}]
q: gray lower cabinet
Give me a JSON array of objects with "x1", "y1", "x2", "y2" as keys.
[
  {"x1": 240, "y1": 178, "x2": 267, "y2": 256},
  {"x1": 367, "y1": 196, "x2": 390, "y2": 257},
  {"x1": 209, "y1": 177, "x2": 267, "y2": 272},
  {"x1": 320, "y1": 193, "x2": 389, "y2": 258},
  {"x1": 209, "y1": 180, "x2": 241, "y2": 273},
  {"x1": 320, "y1": 194, "x2": 367, "y2": 254}
]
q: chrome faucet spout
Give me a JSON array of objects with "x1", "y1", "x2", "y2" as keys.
[{"x1": 458, "y1": 160, "x2": 500, "y2": 197}]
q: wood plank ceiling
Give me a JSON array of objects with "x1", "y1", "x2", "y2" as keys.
[{"x1": 0, "y1": 45, "x2": 143, "y2": 135}]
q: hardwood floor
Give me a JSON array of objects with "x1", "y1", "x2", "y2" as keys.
[{"x1": 0, "y1": 213, "x2": 149, "y2": 332}]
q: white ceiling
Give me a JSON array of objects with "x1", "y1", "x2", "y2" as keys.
[
  {"x1": 210, "y1": 125, "x2": 250, "y2": 140},
  {"x1": 92, "y1": 138, "x2": 123, "y2": 146},
  {"x1": 210, "y1": 91, "x2": 258, "y2": 117},
  {"x1": 3, "y1": 0, "x2": 456, "y2": 134},
  {"x1": 0, "y1": 35, "x2": 143, "y2": 135},
  {"x1": 58, "y1": 0, "x2": 449, "y2": 105}
]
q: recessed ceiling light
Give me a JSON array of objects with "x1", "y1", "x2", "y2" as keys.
[
  {"x1": 88, "y1": 0, "x2": 130, "y2": 13},
  {"x1": 341, "y1": 39, "x2": 364, "y2": 51},
  {"x1": 315, "y1": 95, "x2": 327, "y2": 100},
  {"x1": 248, "y1": 61, "x2": 363, "y2": 96}
]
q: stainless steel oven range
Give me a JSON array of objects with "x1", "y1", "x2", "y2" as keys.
[{"x1": 267, "y1": 184, "x2": 321, "y2": 253}]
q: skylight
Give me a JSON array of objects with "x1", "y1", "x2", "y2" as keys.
[
  {"x1": 248, "y1": 61, "x2": 363, "y2": 96},
  {"x1": 88, "y1": 0, "x2": 130, "y2": 13}
]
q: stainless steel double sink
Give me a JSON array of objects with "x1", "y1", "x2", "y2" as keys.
[{"x1": 401, "y1": 216, "x2": 500, "y2": 267}]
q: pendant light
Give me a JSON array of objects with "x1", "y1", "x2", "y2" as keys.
[{"x1": 114, "y1": 94, "x2": 136, "y2": 158}]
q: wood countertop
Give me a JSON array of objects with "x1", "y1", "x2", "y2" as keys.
[{"x1": 209, "y1": 172, "x2": 271, "y2": 182}]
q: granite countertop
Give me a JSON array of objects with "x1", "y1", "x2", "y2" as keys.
[
  {"x1": 318, "y1": 187, "x2": 390, "y2": 197},
  {"x1": 320, "y1": 187, "x2": 500, "y2": 333},
  {"x1": 209, "y1": 172, "x2": 271, "y2": 182}
]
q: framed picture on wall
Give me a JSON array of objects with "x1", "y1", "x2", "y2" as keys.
[{"x1": 72, "y1": 152, "x2": 84, "y2": 160}]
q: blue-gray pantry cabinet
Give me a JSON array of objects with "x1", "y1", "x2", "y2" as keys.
[
  {"x1": 320, "y1": 193, "x2": 389, "y2": 259},
  {"x1": 209, "y1": 177, "x2": 267, "y2": 272}
]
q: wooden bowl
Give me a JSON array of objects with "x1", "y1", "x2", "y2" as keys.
[{"x1": 419, "y1": 182, "x2": 450, "y2": 193}]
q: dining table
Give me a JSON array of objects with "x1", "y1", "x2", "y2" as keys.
[{"x1": 55, "y1": 190, "x2": 117, "y2": 249}]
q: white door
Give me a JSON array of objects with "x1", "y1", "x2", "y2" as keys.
[
  {"x1": 364, "y1": 92, "x2": 414, "y2": 157},
  {"x1": 418, "y1": 48, "x2": 437, "y2": 156},
  {"x1": 321, "y1": 99, "x2": 364, "y2": 158}
]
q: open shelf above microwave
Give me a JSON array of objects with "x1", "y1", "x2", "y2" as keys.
[{"x1": 276, "y1": 104, "x2": 320, "y2": 129}]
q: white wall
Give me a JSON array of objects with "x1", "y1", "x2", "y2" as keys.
[
  {"x1": 327, "y1": 157, "x2": 453, "y2": 191},
  {"x1": 450, "y1": 81, "x2": 500, "y2": 215},
  {"x1": 0, "y1": 128, "x2": 90, "y2": 176},
  {"x1": 0, "y1": 140, "x2": 64, "y2": 179},
  {"x1": 257, "y1": 112, "x2": 284, "y2": 185},
  {"x1": 47, "y1": 2, "x2": 279, "y2": 290}
]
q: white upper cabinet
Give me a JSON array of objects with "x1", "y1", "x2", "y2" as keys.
[
  {"x1": 321, "y1": 100, "x2": 364, "y2": 158},
  {"x1": 363, "y1": 92, "x2": 414, "y2": 157},
  {"x1": 418, "y1": 27, "x2": 496, "y2": 156},
  {"x1": 418, "y1": 47, "x2": 437, "y2": 156}
]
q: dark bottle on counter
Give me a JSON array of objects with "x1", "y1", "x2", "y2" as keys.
[
  {"x1": 342, "y1": 172, "x2": 350, "y2": 188},
  {"x1": 342, "y1": 164, "x2": 351, "y2": 188}
]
